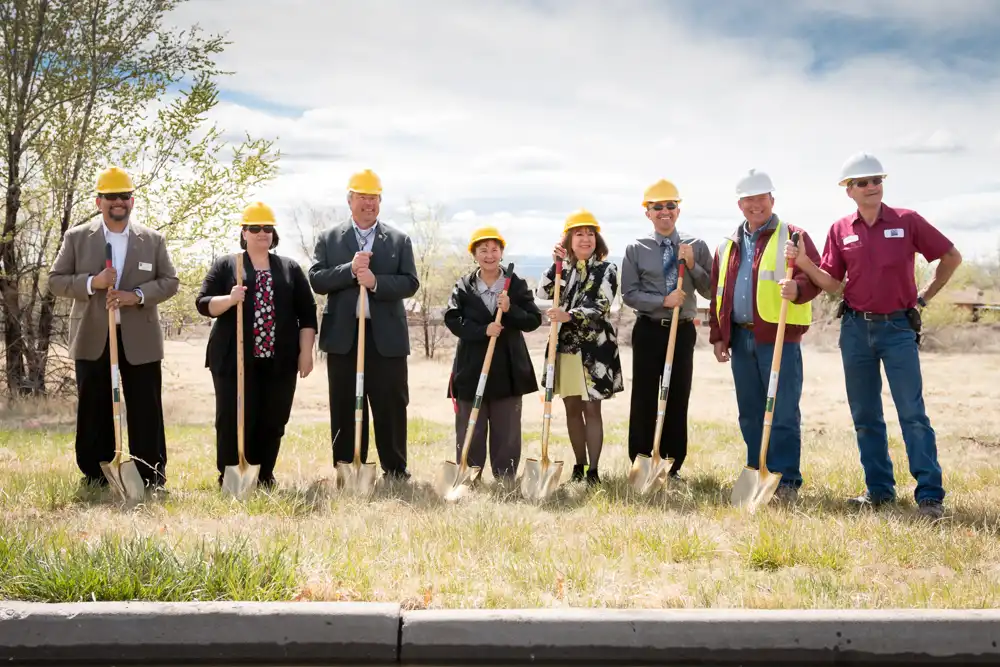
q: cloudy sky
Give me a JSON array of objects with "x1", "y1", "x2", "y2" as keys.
[{"x1": 166, "y1": 0, "x2": 1000, "y2": 266}]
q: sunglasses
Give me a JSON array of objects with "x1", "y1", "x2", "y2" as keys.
[
  {"x1": 649, "y1": 202, "x2": 678, "y2": 211},
  {"x1": 101, "y1": 192, "x2": 132, "y2": 201},
  {"x1": 244, "y1": 225, "x2": 273, "y2": 234},
  {"x1": 852, "y1": 177, "x2": 883, "y2": 188}
]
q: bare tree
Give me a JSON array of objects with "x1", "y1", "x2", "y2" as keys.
[{"x1": 406, "y1": 201, "x2": 467, "y2": 359}]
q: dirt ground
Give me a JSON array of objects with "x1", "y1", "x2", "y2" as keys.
[{"x1": 160, "y1": 327, "x2": 1000, "y2": 439}]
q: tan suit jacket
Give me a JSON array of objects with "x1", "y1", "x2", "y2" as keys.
[{"x1": 48, "y1": 219, "x2": 179, "y2": 365}]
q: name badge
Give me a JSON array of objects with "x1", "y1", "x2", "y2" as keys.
[
  {"x1": 138, "y1": 262, "x2": 153, "y2": 271},
  {"x1": 842, "y1": 234, "x2": 859, "y2": 245},
  {"x1": 884, "y1": 228, "x2": 905, "y2": 239}
]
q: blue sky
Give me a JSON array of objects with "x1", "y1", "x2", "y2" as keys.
[{"x1": 165, "y1": 0, "x2": 1000, "y2": 266}]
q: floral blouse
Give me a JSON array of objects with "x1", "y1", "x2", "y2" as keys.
[{"x1": 252, "y1": 269, "x2": 275, "y2": 358}]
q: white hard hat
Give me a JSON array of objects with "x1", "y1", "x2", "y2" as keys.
[
  {"x1": 736, "y1": 168, "x2": 775, "y2": 198},
  {"x1": 838, "y1": 152, "x2": 887, "y2": 186}
]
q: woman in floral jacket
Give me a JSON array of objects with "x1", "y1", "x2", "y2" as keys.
[{"x1": 535, "y1": 209, "x2": 624, "y2": 485}]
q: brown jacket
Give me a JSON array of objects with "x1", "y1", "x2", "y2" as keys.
[{"x1": 48, "y1": 219, "x2": 179, "y2": 364}]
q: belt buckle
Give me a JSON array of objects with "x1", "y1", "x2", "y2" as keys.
[
  {"x1": 861, "y1": 311, "x2": 874, "y2": 321},
  {"x1": 659, "y1": 318, "x2": 670, "y2": 327}
]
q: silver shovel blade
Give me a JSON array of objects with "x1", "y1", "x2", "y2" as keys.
[
  {"x1": 731, "y1": 467, "x2": 782, "y2": 511},
  {"x1": 119, "y1": 460, "x2": 146, "y2": 503},
  {"x1": 519, "y1": 458, "x2": 564, "y2": 501},
  {"x1": 337, "y1": 460, "x2": 377, "y2": 496},
  {"x1": 222, "y1": 462, "x2": 260, "y2": 499},
  {"x1": 434, "y1": 460, "x2": 482, "y2": 501},
  {"x1": 730, "y1": 466, "x2": 758, "y2": 507},
  {"x1": 99, "y1": 461, "x2": 127, "y2": 502}
]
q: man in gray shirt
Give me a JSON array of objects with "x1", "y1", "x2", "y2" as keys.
[{"x1": 621, "y1": 179, "x2": 713, "y2": 479}]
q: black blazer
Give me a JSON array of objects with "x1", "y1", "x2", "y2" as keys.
[
  {"x1": 444, "y1": 270, "x2": 542, "y2": 401},
  {"x1": 196, "y1": 252, "x2": 318, "y2": 376},
  {"x1": 308, "y1": 221, "x2": 419, "y2": 358}
]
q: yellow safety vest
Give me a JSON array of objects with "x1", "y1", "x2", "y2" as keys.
[{"x1": 715, "y1": 220, "x2": 811, "y2": 326}]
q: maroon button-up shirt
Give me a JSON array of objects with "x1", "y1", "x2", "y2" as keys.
[{"x1": 820, "y1": 205, "x2": 953, "y2": 314}]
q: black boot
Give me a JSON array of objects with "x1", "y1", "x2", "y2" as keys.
[
  {"x1": 571, "y1": 464, "x2": 586, "y2": 482},
  {"x1": 586, "y1": 467, "x2": 601, "y2": 486}
]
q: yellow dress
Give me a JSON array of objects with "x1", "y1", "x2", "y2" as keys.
[{"x1": 553, "y1": 258, "x2": 591, "y2": 400}]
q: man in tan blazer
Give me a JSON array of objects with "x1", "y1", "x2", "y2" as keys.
[{"x1": 48, "y1": 166, "x2": 179, "y2": 490}]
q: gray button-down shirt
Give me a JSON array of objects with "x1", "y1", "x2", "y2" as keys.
[
  {"x1": 732, "y1": 215, "x2": 778, "y2": 324},
  {"x1": 474, "y1": 269, "x2": 505, "y2": 313},
  {"x1": 621, "y1": 227, "x2": 713, "y2": 322}
]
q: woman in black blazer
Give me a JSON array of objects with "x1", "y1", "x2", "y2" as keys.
[
  {"x1": 195, "y1": 203, "x2": 317, "y2": 489},
  {"x1": 444, "y1": 226, "x2": 542, "y2": 486}
]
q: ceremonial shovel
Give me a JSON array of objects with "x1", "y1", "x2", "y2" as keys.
[
  {"x1": 222, "y1": 252, "x2": 260, "y2": 498},
  {"x1": 435, "y1": 264, "x2": 514, "y2": 501},
  {"x1": 730, "y1": 231, "x2": 800, "y2": 511},
  {"x1": 627, "y1": 259, "x2": 687, "y2": 495},
  {"x1": 336, "y1": 284, "x2": 378, "y2": 495},
  {"x1": 98, "y1": 242, "x2": 145, "y2": 503}
]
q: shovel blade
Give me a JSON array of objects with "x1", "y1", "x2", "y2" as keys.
[
  {"x1": 119, "y1": 460, "x2": 146, "y2": 503},
  {"x1": 337, "y1": 460, "x2": 378, "y2": 496},
  {"x1": 519, "y1": 458, "x2": 564, "y2": 502},
  {"x1": 731, "y1": 467, "x2": 782, "y2": 511},
  {"x1": 434, "y1": 460, "x2": 481, "y2": 501},
  {"x1": 99, "y1": 460, "x2": 127, "y2": 502},
  {"x1": 222, "y1": 462, "x2": 261, "y2": 499},
  {"x1": 627, "y1": 454, "x2": 674, "y2": 495}
]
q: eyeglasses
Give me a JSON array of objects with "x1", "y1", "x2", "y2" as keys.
[
  {"x1": 244, "y1": 225, "x2": 273, "y2": 234},
  {"x1": 852, "y1": 177, "x2": 883, "y2": 188},
  {"x1": 101, "y1": 192, "x2": 132, "y2": 201},
  {"x1": 649, "y1": 202, "x2": 678, "y2": 211}
]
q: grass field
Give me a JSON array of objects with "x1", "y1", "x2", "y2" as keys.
[{"x1": 2, "y1": 336, "x2": 1000, "y2": 608}]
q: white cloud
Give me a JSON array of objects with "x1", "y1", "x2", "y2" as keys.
[{"x1": 165, "y1": 0, "x2": 1000, "y2": 263}]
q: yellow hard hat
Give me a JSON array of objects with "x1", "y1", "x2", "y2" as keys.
[
  {"x1": 347, "y1": 169, "x2": 383, "y2": 195},
  {"x1": 468, "y1": 226, "x2": 506, "y2": 254},
  {"x1": 242, "y1": 201, "x2": 276, "y2": 226},
  {"x1": 563, "y1": 209, "x2": 601, "y2": 234},
  {"x1": 642, "y1": 179, "x2": 682, "y2": 207},
  {"x1": 95, "y1": 166, "x2": 135, "y2": 194}
]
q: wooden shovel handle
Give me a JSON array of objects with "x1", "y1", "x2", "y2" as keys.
[
  {"x1": 651, "y1": 259, "x2": 686, "y2": 463},
  {"x1": 105, "y1": 243, "x2": 123, "y2": 464},
  {"x1": 758, "y1": 231, "x2": 800, "y2": 472},
  {"x1": 236, "y1": 252, "x2": 245, "y2": 468},
  {"x1": 540, "y1": 259, "x2": 562, "y2": 462},
  {"x1": 354, "y1": 285, "x2": 367, "y2": 464}
]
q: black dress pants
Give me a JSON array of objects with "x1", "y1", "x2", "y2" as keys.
[
  {"x1": 74, "y1": 326, "x2": 168, "y2": 487},
  {"x1": 212, "y1": 356, "x2": 297, "y2": 484},
  {"x1": 627, "y1": 316, "x2": 697, "y2": 473},
  {"x1": 326, "y1": 326, "x2": 409, "y2": 477}
]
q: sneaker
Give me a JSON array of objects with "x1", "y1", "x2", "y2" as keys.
[
  {"x1": 585, "y1": 467, "x2": 601, "y2": 486},
  {"x1": 774, "y1": 485, "x2": 799, "y2": 504},
  {"x1": 917, "y1": 499, "x2": 944, "y2": 519},
  {"x1": 571, "y1": 464, "x2": 586, "y2": 482},
  {"x1": 848, "y1": 492, "x2": 895, "y2": 508}
]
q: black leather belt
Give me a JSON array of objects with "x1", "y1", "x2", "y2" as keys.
[
  {"x1": 640, "y1": 314, "x2": 693, "y2": 327},
  {"x1": 733, "y1": 321, "x2": 754, "y2": 330},
  {"x1": 844, "y1": 305, "x2": 908, "y2": 321}
]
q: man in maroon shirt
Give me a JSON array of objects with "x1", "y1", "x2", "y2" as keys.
[{"x1": 786, "y1": 152, "x2": 962, "y2": 519}]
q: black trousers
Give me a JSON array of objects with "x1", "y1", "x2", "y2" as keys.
[
  {"x1": 74, "y1": 326, "x2": 167, "y2": 487},
  {"x1": 627, "y1": 317, "x2": 697, "y2": 473},
  {"x1": 326, "y1": 326, "x2": 409, "y2": 476},
  {"x1": 212, "y1": 357, "x2": 297, "y2": 484}
]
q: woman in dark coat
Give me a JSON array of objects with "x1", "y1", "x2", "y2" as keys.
[
  {"x1": 535, "y1": 209, "x2": 624, "y2": 485},
  {"x1": 195, "y1": 202, "x2": 317, "y2": 489},
  {"x1": 444, "y1": 226, "x2": 542, "y2": 486}
]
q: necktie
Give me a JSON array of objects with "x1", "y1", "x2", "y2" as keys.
[{"x1": 662, "y1": 238, "x2": 677, "y2": 294}]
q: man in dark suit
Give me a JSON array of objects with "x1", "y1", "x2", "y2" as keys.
[
  {"x1": 48, "y1": 166, "x2": 179, "y2": 490},
  {"x1": 308, "y1": 169, "x2": 419, "y2": 479}
]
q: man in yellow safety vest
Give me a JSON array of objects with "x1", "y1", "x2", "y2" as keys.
[{"x1": 708, "y1": 169, "x2": 823, "y2": 503}]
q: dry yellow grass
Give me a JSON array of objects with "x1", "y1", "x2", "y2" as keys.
[{"x1": 2, "y1": 333, "x2": 999, "y2": 607}]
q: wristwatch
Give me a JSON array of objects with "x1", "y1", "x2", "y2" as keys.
[{"x1": 917, "y1": 296, "x2": 927, "y2": 308}]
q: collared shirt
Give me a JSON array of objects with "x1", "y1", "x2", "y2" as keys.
[
  {"x1": 620, "y1": 227, "x2": 713, "y2": 322},
  {"x1": 86, "y1": 221, "x2": 134, "y2": 325},
  {"x1": 732, "y1": 215, "x2": 778, "y2": 324},
  {"x1": 474, "y1": 269, "x2": 505, "y2": 313},
  {"x1": 820, "y1": 205, "x2": 953, "y2": 314},
  {"x1": 351, "y1": 218, "x2": 379, "y2": 318}
]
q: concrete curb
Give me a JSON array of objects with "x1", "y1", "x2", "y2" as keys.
[
  {"x1": 400, "y1": 608, "x2": 1000, "y2": 664},
  {"x1": 2, "y1": 603, "x2": 1000, "y2": 664},
  {"x1": 0, "y1": 601, "x2": 400, "y2": 664}
]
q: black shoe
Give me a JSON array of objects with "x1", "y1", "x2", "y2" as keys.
[
  {"x1": 80, "y1": 476, "x2": 108, "y2": 489},
  {"x1": 383, "y1": 469, "x2": 411, "y2": 483},
  {"x1": 917, "y1": 499, "x2": 944, "y2": 519},
  {"x1": 571, "y1": 464, "x2": 586, "y2": 482},
  {"x1": 257, "y1": 476, "x2": 276, "y2": 491},
  {"x1": 585, "y1": 467, "x2": 601, "y2": 486}
]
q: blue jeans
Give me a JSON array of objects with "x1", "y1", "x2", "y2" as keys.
[
  {"x1": 730, "y1": 326, "x2": 803, "y2": 489},
  {"x1": 839, "y1": 312, "x2": 944, "y2": 503}
]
